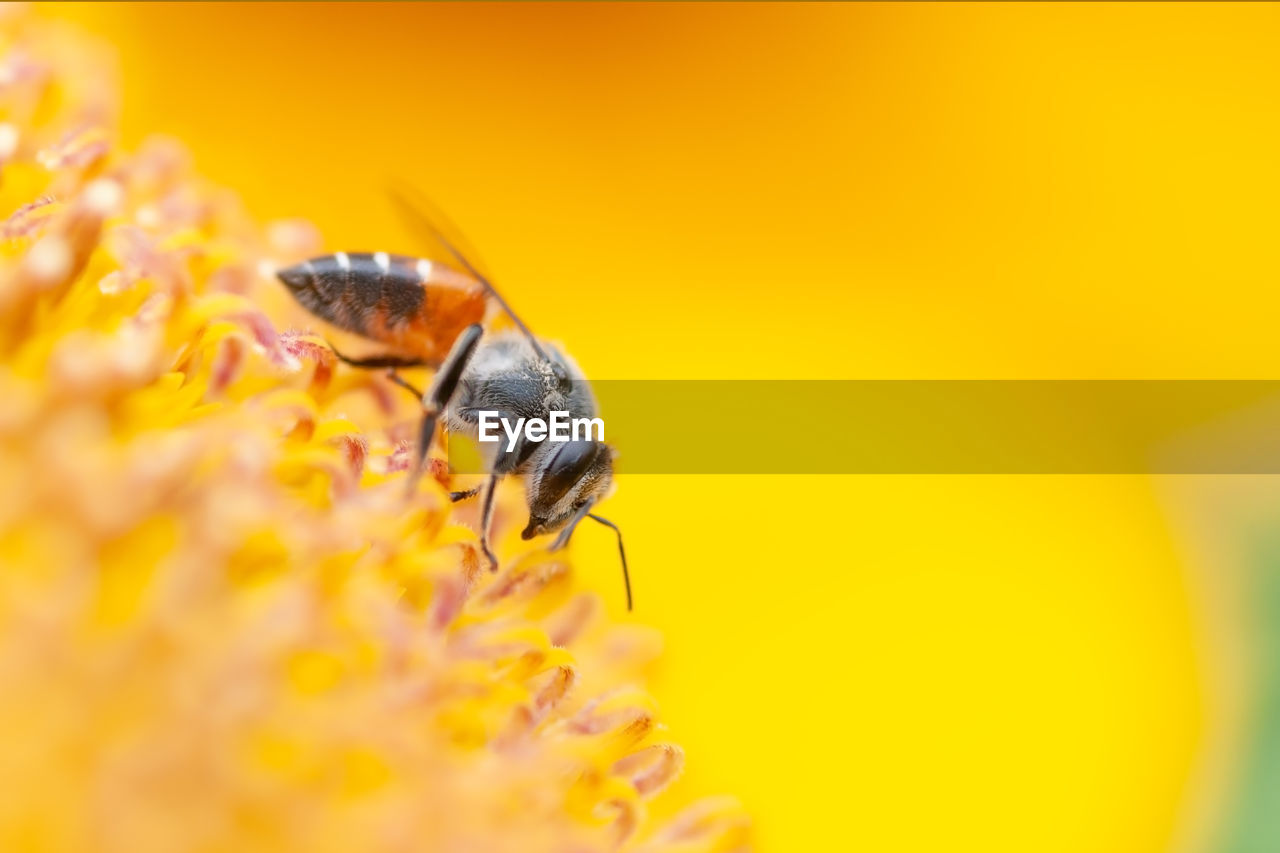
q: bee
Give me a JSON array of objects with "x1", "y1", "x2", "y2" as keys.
[{"x1": 275, "y1": 191, "x2": 631, "y2": 610}]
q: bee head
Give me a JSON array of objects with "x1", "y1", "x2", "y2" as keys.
[{"x1": 521, "y1": 438, "x2": 614, "y2": 540}]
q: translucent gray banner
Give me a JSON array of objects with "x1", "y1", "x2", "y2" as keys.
[{"x1": 444, "y1": 381, "x2": 1280, "y2": 474}]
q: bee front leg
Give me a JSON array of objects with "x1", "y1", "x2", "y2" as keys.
[
  {"x1": 406, "y1": 324, "x2": 483, "y2": 497},
  {"x1": 476, "y1": 475, "x2": 500, "y2": 572},
  {"x1": 473, "y1": 415, "x2": 528, "y2": 572}
]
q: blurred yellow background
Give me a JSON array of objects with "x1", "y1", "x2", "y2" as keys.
[{"x1": 39, "y1": 2, "x2": 1280, "y2": 849}]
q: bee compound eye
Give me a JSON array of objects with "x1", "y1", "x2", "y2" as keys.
[{"x1": 539, "y1": 439, "x2": 599, "y2": 502}]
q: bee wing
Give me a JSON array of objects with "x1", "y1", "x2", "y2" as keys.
[
  {"x1": 388, "y1": 179, "x2": 549, "y2": 359},
  {"x1": 387, "y1": 179, "x2": 495, "y2": 284}
]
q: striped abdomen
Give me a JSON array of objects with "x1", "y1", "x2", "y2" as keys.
[{"x1": 277, "y1": 252, "x2": 487, "y2": 364}]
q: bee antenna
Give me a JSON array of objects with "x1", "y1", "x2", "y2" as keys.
[
  {"x1": 587, "y1": 513, "x2": 632, "y2": 612},
  {"x1": 387, "y1": 182, "x2": 555, "y2": 366}
]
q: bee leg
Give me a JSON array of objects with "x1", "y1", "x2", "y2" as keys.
[
  {"x1": 470, "y1": 414, "x2": 529, "y2": 571},
  {"x1": 449, "y1": 485, "x2": 481, "y2": 502},
  {"x1": 476, "y1": 474, "x2": 500, "y2": 571},
  {"x1": 328, "y1": 344, "x2": 433, "y2": 400},
  {"x1": 406, "y1": 324, "x2": 484, "y2": 497},
  {"x1": 385, "y1": 370, "x2": 423, "y2": 400},
  {"x1": 328, "y1": 343, "x2": 434, "y2": 371}
]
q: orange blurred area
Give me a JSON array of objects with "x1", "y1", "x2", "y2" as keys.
[{"x1": 37, "y1": 2, "x2": 1280, "y2": 849}]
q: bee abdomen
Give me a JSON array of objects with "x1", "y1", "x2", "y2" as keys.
[
  {"x1": 277, "y1": 252, "x2": 487, "y2": 363},
  {"x1": 277, "y1": 252, "x2": 425, "y2": 335}
]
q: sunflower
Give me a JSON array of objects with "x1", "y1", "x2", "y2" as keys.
[{"x1": 0, "y1": 11, "x2": 749, "y2": 852}]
